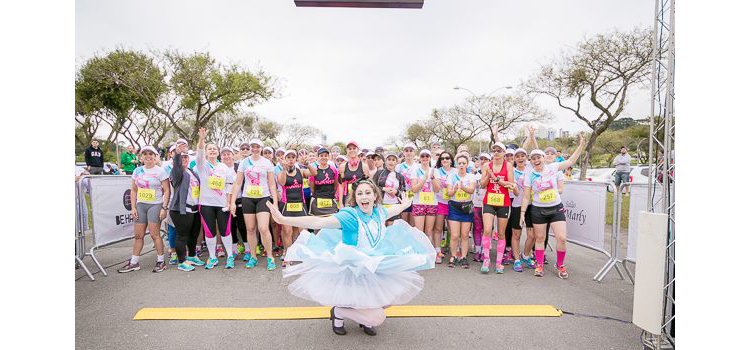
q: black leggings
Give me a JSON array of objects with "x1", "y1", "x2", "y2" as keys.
[
  {"x1": 231, "y1": 205, "x2": 248, "y2": 244},
  {"x1": 170, "y1": 211, "x2": 201, "y2": 263},
  {"x1": 199, "y1": 205, "x2": 231, "y2": 238}
]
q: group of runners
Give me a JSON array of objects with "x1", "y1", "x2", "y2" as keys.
[{"x1": 117, "y1": 125, "x2": 585, "y2": 279}]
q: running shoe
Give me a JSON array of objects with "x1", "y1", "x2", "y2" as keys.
[
  {"x1": 448, "y1": 256, "x2": 456, "y2": 268},
  {"x1": 153, "y1": 261, "x2": 167, "y2": 273},
  {"x1": 243, "y1": 252, "x2": 251, "y2": 261},
  {"x1": 513, "y1": 260, "x2": 523, "y2": 272},
  {"x1": 440, "y1": 239, "x2": 447, "y2": 248},
  {"x1": 557, "y1": 265, "x2": 569, "y2": 279},
  {"x1": 502, "y1": 250, "x2": 512, "y2": 265},
  {"x1": 245, "y1": 256, "x2": 258, "y2": 269},
  {"x1": 178, "y1": 263, "x2": 195, "y2": 272},
  {"x1": 495, "y1": 263, "x2": 504, "y2": 274},
  {"x1": 473, "y1": 251, "x2": 483, "y2": 262},
  {"x1": 186, "y1": 256, "x2": 204, "y2": 266},
  {"x1": 117, "y1": 262, "x2": 140, "y2": 273},
  {"x1": 168, "y1": 253, "x2": 178, "y2": 265},
  {"x1": 436, "y1": 254, "x2": 443, "y2": 264},
  {"x1": 460, "y1": 257, "x2": 469, "y2": 269},
  {"x1": 205, "y1": 257, "x2": 219, "y2": 269},
  {"x1": 225, "y1": 256, "x2": 235, "y2": 269},
  {"x1": 217, "y1": 245, "x2": 226, "y2": 258},
  {"x1": 237, "y1": 244, "x2": 245, "y2": 254},
  {"x1": 522, "y1": 256, "x2": 536, "y2": 269},
  {"x1": 267, "y1": 257, "x2": 276, "y2": 271},
  {"x1": 480, "y1": 259, "x2": 490, "y2": 273},
  {"x1": 534, "y1": 265, "x2": 544, "y2": 277},
  {"x1": 256, "y1": 245, "x2": 261, "y2": 255},
  {"x1": 195, "y1": 247, "x2": 202, "y2": 257}
]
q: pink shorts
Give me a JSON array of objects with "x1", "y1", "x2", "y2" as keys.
[
  {"x1": 412, "y1": 204, "x2": 438, "y2": 217},
  {"x1": 437, "y1": 202, "x2": 449, "y2": 216}
]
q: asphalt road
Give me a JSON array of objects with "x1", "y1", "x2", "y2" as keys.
[{"x1": 76, "y1": 228, "x2": 641, "y2": 350}]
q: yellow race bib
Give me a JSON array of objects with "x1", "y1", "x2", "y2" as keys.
[
  {"x1": 245, "y1": 185, "x2": 263, "y2": 198},
  {"x1": 418, "y1": 192, "x2": 434, "y2": 205},
  {"x1": 137, "y1": 188, "x2": 156, "y2": 202},
  {"x1": 442, "y1": 188, "x2": 450, "y2": 200},
  {"x1": 538, "y1": 189, "x2": 556, "y2": 203},
  {"x1": 287, "y1": 202, "x2": 303, "y2": 212},
  {"x1": 487, "y1": 192, "x2": 505, "y2": 206},
  {"x1": 347, "y1": 183, "x2": 353, "y2": 193},
  {"x1": 455, "y1": 190, "x2": 470, "y2": 201},
  {"x1": 191, "y1": 186, "x2": 199, "y2": 199},
  {"x1": 317, "y1": 198, "x2": 332, "y2": 208},
  {"x1": 303, "y1": 178, "x2": 309, "y2": 189},
  {"x1": 208, "y1": 176, "x2": 225, "y2": 190},
  {"x1": 383, "y1": 204, "x2": 393, "y2": 209},
  {"x1": 406, "y1": 190, "x2": 415, "y2": 201}
]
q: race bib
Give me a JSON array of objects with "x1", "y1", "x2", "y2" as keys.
[
  {"x1": 455, "y1": 189, "x2": 470, "y2": 201},
  {"x1": 245, "y1": 185, "x2": 263, "y2": 198},
  {"x1": 383, "y1": 204, "x2": 393, "y2": 209},
  {"x1": 487, "y1": 192, "x2": 505, "y2": 206},
  {"x1": 348, "y1": 183, "x2": 353, "y2": 193},
  {"x1": 317, "y1": 198, "x2": 332, "y2": 208},
  {"x1": 442, "y1": 188, "x2": 450, "y2": 200},
  {"x1": 538, "y1": 189, "x2": 556, "y2": 203},
  {"x1": 137, "y1": 188, "x2": 156, "y2": 202},
  {"x1": 406, "y1": 190, "x2": 415, "y2": 201},
  {"x1": 418, "y1": 192, "x2": 434, "y2": 205},
  {"x1": 303, "y1": 178, "x2": 309, "y2": 189},
  {"x1": 287, "y1": 202, "x2": 303, "y2": 212},
  {"x1": 191, "y1": 186, "x2": 199, "y2": 199},
  {"x1": 208, "y1": 176, "x2": 225, "y2": 190}
]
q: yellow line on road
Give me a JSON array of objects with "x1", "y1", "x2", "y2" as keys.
[{"x1": 133, "y1": 305, "x2": 562, "y2": 320}]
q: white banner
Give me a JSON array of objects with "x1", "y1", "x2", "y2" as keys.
[
  {"x1": 89, "y1": 176, "x2": 135, "y2": 247},
  {"x1": 626, "y1": 184, "x2": 664, "y2": 261},
  {"x1": 558, "y1": 181, "x2": 608, "y2": 252}
]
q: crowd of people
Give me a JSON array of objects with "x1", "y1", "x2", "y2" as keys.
[{"x1": 112, "y1": 125, "x2": 584, "y2": 280}]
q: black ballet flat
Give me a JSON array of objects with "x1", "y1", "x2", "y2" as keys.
[
  {"x1": 359, "y1": 324, "x2": 377, "y2": 336},
  {"x1": 330, "y1": 307, "x2": 347, "y2": 335}
]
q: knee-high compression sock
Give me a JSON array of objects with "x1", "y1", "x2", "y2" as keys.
[
  {"x1": 496, "y1": 240, "x2": 506, "y2": 263},
  {"x1": 481, "y1": 235, "x2": 491, "y2": 261},
  {"x1": 556, "y1": 250, "x2": 566, "y2": 267},
  {"x1": 535, "y1": 249, "x2": 545, "y2": 267}
]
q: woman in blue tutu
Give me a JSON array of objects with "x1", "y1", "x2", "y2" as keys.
[{"x1": 267, "y1": 178, "x2": 436, "y2": 336}]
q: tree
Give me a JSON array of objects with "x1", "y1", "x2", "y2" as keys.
[
  {"x1": 205, "y1": 111, "x2": 256, "y2": 148},
  {"x1": 275, "y1": 122, "x2": 320, "y2": 149},
  {"x1": 402, "y1": 121, "x2": 433, "y2": 151},
  {"x1": 427, "y1": 106, "x2": 485, "y2": 153},
  {"x1": 457, "y1": 93, "x2": 551, "y2": 146},
  {"x1": 524, "y1": 27, "x2": 653, "y2": 179}
]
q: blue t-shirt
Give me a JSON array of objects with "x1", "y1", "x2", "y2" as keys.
[{"x1": 333, "y1": 206, "x2": 384, "y2": 246}]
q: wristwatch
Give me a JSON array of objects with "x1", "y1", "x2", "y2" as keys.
[{"x1": 162, "y1": 206, "x2": 168, "y2": 210}]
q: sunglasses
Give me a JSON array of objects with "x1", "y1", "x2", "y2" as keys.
[
  {"x1": 240, "y1": 147, "x2": 250, "y2": 151},
  {"x1": 493, "y1": 149, "x2": 504, "y2": 153},
  {"x1": 420, "y1": 155, "x2": 431, "y2": 158},
  {"x1": 441, "y1": 157, "x2": 451, "y2": 160}
]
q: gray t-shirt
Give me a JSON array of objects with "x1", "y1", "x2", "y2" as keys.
[{"x1": 613, "y1": 154, "x2": 632, "y2": 173}]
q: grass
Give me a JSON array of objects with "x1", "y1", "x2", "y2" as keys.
[{"x1": 605, "y1": 192, "x2": 630, "y2": 229}]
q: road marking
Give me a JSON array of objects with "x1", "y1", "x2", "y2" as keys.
[{"x1": 133, "y1": 305, "x2": 562, "y2": 320}]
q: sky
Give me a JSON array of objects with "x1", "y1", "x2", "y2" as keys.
[{"x1": 76, "y1": 0, "x2": 654, "y2": 148}]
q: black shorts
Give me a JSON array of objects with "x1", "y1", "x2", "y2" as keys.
[
  {"x1": 282, "y1": 201, "x2": 308, "y2": 217},
  {"x1": 524, "y1": 205, "x2": 534, "y2": 228},
  {"x1": 309, "y1": 197, "x2": 339, "y2": 216},
  {"x1": 482, "y1": 204, "x2": 510, "y2": 219},
  {"x1": 530, "y1": 203, "x2": 566, "y2": 225},
  {"x1": 509, "y1": 206, "x2": 522, "y2": 229},
  {"x1": 241, "y1": 197, "x2": 271, "y2": 214}
]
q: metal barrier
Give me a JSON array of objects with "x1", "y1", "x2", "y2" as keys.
[
  {"x1": 593, "y1": 182, "x2": 634, "y2": 283},
  {"x1": 75, "y1": 181, "x2": 95, "y2": 281},
  {"x1": 76, "y1": 175, "x2": 168, "y2": 280}
]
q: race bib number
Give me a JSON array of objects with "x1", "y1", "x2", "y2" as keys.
[
  {"x1": 418, "y1": 192, "x2": 434, "y2": 205},
  {"x1": 348, "y1": 183, "x2": 353, "y2": 193},
  {"x1": 191, "y1": 186, "x2": 199, "y2": 199},
  {"x1": 317, "y1": 198, "x2": 332, "y2": 208},
  {"x1": 245, "y1": 186, "x2": 263, "y2": 198},
  {"x1": 137, "y1": 188, "x2": 156, "y2": 202},
  {"x1": 406, "y1": 190, "x2": 415, "y2": 201},
  {"x1": 208, "y1": 176, "x2": 225, "y2": 190},
  {"x1": 455, "y1": 190, "x2": 470, "y2": 201},
  {"x1": 383, "y1": 204, "x2": 393, "y2": 209},
  {"x1": 303, "y1": 178, "x2": 309, "y2": 189},
  {"x1": 538, "y1": 189, "x2": 556, "y2": 203},
  {"x1": 442, "y1": 188, "x2": 450, "y2": 200},
  {"x1": 287, "y1": 202, "x2": 303, "y2": 212},
  {"x1": 487, "y1": 192, "x2": 505, "y2": 206}
]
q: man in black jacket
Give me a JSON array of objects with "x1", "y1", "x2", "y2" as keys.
[{"x1": 84, "y1": 140, "x2": 105, "y2": 175}]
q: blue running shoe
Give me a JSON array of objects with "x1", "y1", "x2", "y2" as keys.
[
  {"x1": 243, "y1": 253, "x2": 251, "y2": 261},
  {"x1": 245, "y1": 256, "x2": 258, "y2": 269},
  {"x1": 513, "y1": 260, "x2": 523, "y2": 272},
  {"x1": 267, "y1": 257, "x2": 276, "y2": 271},
  {"x1": 225, "y1": 256, "x2": 235, "y2": 269},
  {"x1": 186, "y1": 256, "x2": 204, "y2": 266},
  {"x1": 522, "y1": 256, "x2": 536, "y2": 269},
  {"x1": 205, "y1": 257, "x2": 218, "y2": 269},
  {"x1": 178, "y1": 263, "x2": 195, "y2": 272}
]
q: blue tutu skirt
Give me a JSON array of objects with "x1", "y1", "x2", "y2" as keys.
[{"x1": 282, "y1": 220, "x2": 436, "y2": 308}]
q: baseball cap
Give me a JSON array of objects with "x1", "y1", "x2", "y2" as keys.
[
  {"x1": 403, "y1": 143, "x2": 416, "y2": 151},
  {"x1": 140, "y1": 146, "x2": 157, "y2": 154},
  {"x1": 479, "y1": 153, "x2": 491, "y2": 160},
  {"x1": 317, "y1": 147, "x2": 329, "y2": 155},
  {"x1": 514, "y1": 148, "x2": 527, "y2": 155},
  {"x1": 284, "y1": 149, "x2": 297, "y2": 158},
  {"x1": 336, "y1": 155, "x2": 346, "y2": 161},
  {"x1": 175, "y1": 138, "x2": 188, "y2": 146},
  {"x1": 505, "y1": 148, "x2": 516, "y2": 155},
  {"x1": 375, "y1": 146, "x2": 384, "y2": 153},
  {"x1": 346, "y1": 141, "x2": 359, "y2": 149},
  {"x1": 491, "y1": 142, "x2": 506, "y2": 151},
  {"x1": 220, "y1": 146, "x2": 233, "y2": 154},
  {"x1": 530, "y1": 149, "x2": 545, "y2": 158},
  {"x1": 544, "y1": 146, "x2": 557, "y2": 154},
  {"x1": 385, "y1": 152, "x2": 398, "y2": 159},
  {"x1": 331, "y1": 146, "x2": 341, "y2": 152},
  {"x1": 262, "y1": 146, "x2": 273, "y2": 153},
  {"x1": 249, "y1": 138, "x2": 263, "y2": 148},
  {"x1": 275, "y1": 148, "x2": 286, "y2": 155},
  {"x1": 419, "y1": 149, "x2": 431, "y2": 157}
]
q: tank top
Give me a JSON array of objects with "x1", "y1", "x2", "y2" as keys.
[
  {"x1": 312, "y1": 165, "x2": 337, "y2": 199},
  {"x1": 342, "y1": 159, "x2": 365, "y2": 197},
  {"x1": 282, "y1": 168, "x2": 305, "y2": 204},
  {"x1": 483, "y1": 161, "x2": 510, "y2": 207}
]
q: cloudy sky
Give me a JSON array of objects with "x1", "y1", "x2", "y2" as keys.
[{"x1": 76, "y1": 0, "x2": 654, "y2": 148}]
